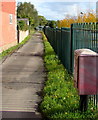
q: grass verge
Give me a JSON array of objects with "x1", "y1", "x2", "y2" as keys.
[
  {"x1": 40, "y1": 32, "x2": 97, "y2": 119},
  {"x1": 0, "y1": 33, "x2": 33, "y2": 59}
]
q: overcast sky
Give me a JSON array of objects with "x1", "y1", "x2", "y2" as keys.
[{"x1": 17, "y1": 0, "x2": 98, "y2": 20}]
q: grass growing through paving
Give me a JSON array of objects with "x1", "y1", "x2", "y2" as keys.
[
  {"x1": 0, "y1": 34, "x2": 32, "y2": 59},
  {"x1": 40, "y1": 33, "x2": 97, "y2": 119}
]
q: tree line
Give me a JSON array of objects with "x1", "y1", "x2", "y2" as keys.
[
  {"x1": 17, "y1": 2, "x2": 57, "y2": 31},
  {"x1": 17, "y1": 2, "x2": 96, "y2": 30},
  {"x1": 58, "y1": 10, "x2": 96, "y2": 28}
]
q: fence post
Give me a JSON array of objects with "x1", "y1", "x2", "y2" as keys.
[
  {"x1": 61, "y1": 28, "x2": 64, "y2": 63},
  {"x1": 70, "y1": 24, "x2": 74, "y2": 73},
  {"x1": 80, "y1": 95, "x2": 88, "y2": 112},
  {"x1": 17, "y1": 25, "x2": 19, "y2": 43}
]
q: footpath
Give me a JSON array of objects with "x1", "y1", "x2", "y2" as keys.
[{"x1": 0, "y1": 32, "x2": 46, "y2": 119}]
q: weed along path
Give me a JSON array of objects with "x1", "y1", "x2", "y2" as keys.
[{"x1": 1, "y1": 32, "x2": 46, "y2": 119}]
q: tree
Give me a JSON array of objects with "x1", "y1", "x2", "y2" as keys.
[
  {"x1": 17, "y1": 2, "x2": 39, "y2": 28},
  {"x1": 38, "y1": 15, "x2": 47, "y2": 26},
  {"x1": 57, "y1": 10, "x2": 96, "y2": 28},
  {"x1": 17, "y1": 20, "x2": 29, "y2": 31},
  {"x1": 47, "y1": 20, "x2": 57, "y2": 28}
]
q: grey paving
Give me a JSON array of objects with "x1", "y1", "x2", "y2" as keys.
[{"x1": 0, "y1": 32, "x2": 46, "y2": 119}]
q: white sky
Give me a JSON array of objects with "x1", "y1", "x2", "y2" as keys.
[{"x1": 17, "y1": 0, "x2": 98, "y2": 20}]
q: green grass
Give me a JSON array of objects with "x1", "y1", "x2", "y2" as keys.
[
  {"x1": 0, "y1": 34, "x2": 32, "y2": 59},
  {"x1": 40, "y1": 33, "x2": 97, "y2": 119}
]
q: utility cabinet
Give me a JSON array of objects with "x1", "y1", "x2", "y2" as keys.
[{"x1": 74, "y1": 49, "x2": 98, "y2": 95}]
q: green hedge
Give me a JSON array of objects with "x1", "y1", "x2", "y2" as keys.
[{"x1": 18, "y1": 20, "x2": 29, "y2": 31}]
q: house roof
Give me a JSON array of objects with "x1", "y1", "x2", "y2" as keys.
[{"x1": 17, "y1": 18, "x2": 29, "y2": 21}]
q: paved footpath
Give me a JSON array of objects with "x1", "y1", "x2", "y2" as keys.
[{"x1": 0, "y1": 32, "x2": 46, "y2": 119}]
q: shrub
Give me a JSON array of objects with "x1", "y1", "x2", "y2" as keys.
[{"x1": 18, "y1": 20, "x2": 29, "y2": 31}]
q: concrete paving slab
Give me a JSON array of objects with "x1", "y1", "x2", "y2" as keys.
[{"x1": 1, "y1": 32, "x2": 46, "y2": 119}]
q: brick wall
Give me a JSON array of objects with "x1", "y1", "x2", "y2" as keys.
[{"x1": 0, "y1": 0, "x2": 17, "y2": 53}]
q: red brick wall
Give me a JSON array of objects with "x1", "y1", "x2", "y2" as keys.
[
  {"x1": 2, "y1": 2, "x2": 15, "y2": 14},
  {"x1": 0, "y1": 0, "x2": 17, "y2": 53},
  {"x1": 0, "y1": 2, "x2": 2, "y2": 52}
]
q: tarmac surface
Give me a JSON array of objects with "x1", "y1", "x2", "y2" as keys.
[{"x1": 0, "y1": 32, "x2": 46, "y2": 119}]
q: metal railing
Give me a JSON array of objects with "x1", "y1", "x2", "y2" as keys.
[
  {"x1": 43, "y1": 22, "x2": 98, "y2": 109},
  {"x1": 44, "y1": 23, "x2": 98, "y2": 73},
  {"x1": 71, "y1": 23, "x2": 98, "y2": 73}
]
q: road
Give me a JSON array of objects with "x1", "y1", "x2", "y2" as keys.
[{"x1": 0, "y1": 32, "x2": 46, "y2": 119}]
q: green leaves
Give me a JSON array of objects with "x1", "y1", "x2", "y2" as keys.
[
  {"x1": 38, "y1": 15, "x2": 47, "y2": 26},
  {"x1": 46, "y1": 20, "x2": 57, "y2": 28},
  {"x1": 17, "y1": 2, "x2": 39, "y2": 28},
  {"x1": 18, "y1": 20, "x2": 29, "y2": 31}
]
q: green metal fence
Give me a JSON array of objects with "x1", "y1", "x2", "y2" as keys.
[
  {"x1": 44, "y1": 23, "x2": 98, "y2": 73},
  {"x1": 71, "y1": 23, "x2": 98, "y2": 109},
  {"x1": 71, "y1": 23, "x2": 98, "y2": 73},
  {"x1": 61, "y1": 28, "x2": 71, "y2": 72},
  {"x1": 44, "y1": 22, "x2": 98, "y2": 109}
]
